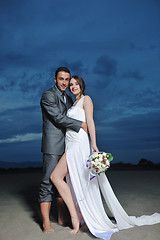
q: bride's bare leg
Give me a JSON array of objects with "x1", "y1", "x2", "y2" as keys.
[{"x1": 50, "y1": 153, "x2": 82, "y2": 234}]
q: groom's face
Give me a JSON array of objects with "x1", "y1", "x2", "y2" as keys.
[{"x1": 54, "y1": 71, "x2": 70, "y2": 92}]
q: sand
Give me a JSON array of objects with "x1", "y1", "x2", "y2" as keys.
[{"x1": 0, "y1": 170, "x2": 160, "y2": 240}]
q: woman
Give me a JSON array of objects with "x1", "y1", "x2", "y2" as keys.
[{"x1": 50, "y1": 76, "x2": 160, "y2": 240}]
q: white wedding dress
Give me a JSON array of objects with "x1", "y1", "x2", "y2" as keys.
[{"x1": 65, "y1": 96, "x2": 160, "y2": 240}]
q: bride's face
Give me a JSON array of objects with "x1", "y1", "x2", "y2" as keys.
[{"x1": 70, "y1": 78, "x2": 81, "y2": 96}]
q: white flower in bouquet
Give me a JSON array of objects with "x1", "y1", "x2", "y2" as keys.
[{"x1": 86, "y1": 152, "x2": 113, "y2": 177}]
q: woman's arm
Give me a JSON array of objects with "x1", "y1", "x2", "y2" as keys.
[{"x1": 83, "y1": 96, "x2": 99, "y2": 152}]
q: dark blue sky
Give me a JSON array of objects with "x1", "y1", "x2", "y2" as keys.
[{"x1": 0, "y1": 0, "x2": 160, "y2": 166}]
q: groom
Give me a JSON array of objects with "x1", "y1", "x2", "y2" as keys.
[{"x1": 39, "y1": 67, "x2": 87, "y2": 233}]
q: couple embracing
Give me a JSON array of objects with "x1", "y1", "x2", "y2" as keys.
[{"x1": 39, "y1": 67, "x2": 160, "y2": 240}]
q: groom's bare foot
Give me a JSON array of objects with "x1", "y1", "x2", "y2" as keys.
[
  {"x1": 80, "y1": 223, "x2": 88, "y2": 231},
  {"x1": 58, "y1": 217, "x2": 64, "y2": 225},
  {"x1": 43, "y1": 225, "x2": 55, "y2": 234},
  {"x1": 57, "y1": 197, "x2": 65, "y2": 225},
  {"x1": 70, "y1": 212, "x2": 82, "y2": 234}
]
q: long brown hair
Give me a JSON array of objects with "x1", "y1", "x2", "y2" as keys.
[{"x1": 69, "y1": 75, "x2": 85, "y2": 96}]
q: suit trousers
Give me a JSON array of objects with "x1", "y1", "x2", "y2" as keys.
[{"x1": 39, "y1": 154, "x2": 62, "y2": 202}]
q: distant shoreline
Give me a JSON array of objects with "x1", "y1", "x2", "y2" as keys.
[{"x1": 1, "y1": 161, "x2": 160, "y2": 174}]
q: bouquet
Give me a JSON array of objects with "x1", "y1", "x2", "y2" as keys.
[{"x1": 86, "y1": 152, "x2": 113, "y2": 179}]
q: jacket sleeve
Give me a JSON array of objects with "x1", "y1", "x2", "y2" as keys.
[{"x1": 41, "y1": 91, "x2": 82, "y2": 133}]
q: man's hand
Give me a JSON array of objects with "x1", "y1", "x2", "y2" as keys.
[{"x1": 81, "y1": 122, "x2": 88, "y2": 133}]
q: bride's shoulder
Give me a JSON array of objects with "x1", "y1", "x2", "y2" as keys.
[
  {"x1": 83, "y1": 95, "x2": 93, "y2": 106},
  {"x1": 84, "y1": 95, "x2": 92, "y2": 102}
]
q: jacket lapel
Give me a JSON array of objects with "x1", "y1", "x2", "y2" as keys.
[{"x1": 52, "y1": 86, "x2": 67, "y2": 107}]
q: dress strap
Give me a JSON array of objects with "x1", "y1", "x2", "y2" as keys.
[{"x1": 75, "y1": 96, "x2": 85, "y2": 109}]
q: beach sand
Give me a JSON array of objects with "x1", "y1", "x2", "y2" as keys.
[{"x1": 0, "y1": 170, "x2": 160, "y2": 240}]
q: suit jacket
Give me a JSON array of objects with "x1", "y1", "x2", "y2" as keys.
[{"x1": 40, "y1": 85, "x2": 82, "y2": 155}]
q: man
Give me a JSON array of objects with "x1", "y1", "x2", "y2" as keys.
[{"x1": 39, "y1": 67, "x2": 87, "y2": 233}]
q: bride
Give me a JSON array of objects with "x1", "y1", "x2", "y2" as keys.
[{"x1": 50, "y1": 75, "x2": 160, "y2": 240}]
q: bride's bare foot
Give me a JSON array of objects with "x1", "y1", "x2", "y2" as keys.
[
  {"x1": 43, "y1": 225, "x2": 55, "y2": 234},
  {"x1": 70, "y1": 212, "x2": 82, "y2": 234}
]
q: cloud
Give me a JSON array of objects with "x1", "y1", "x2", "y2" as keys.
[
  {"x1": 0, "y1": 72, "x2": 19, "y2": 91},
  {"x1": 96, "y1": 110, "x2": 160, "y2": 163},
  {"x1": 18, "y1": 72, "x2": 44, "y2": 93},
  {"x1": 121, "y1": 70, "x2": 144, "y2": 81},
  {"x1": 127, "y1": 88, "x2": 160, "y2": 111},
  {"x1": 0, "y1": 70, "x2": 51, "y2": 104},
  {"x1": 0, "y1": 84, "x2": 5, "y2": 91},
  {"x1": 130, "y1": 43, "x2": 158, "y2": 51},
  {"x1": 105, "y1": 110, "x2": 160, "y2": 142},
  {"x1": 0, "y1": 133, "x2": 42, "y2": 143},
  {"x1": 0, "y1": 53, "x2": 29, "y2": 67},
  {"x1": 0, "y1": 105, "x2": 42, "y2": 140},
  {"x1": 93, "y1": 55, "x2": 117, "y2": 76},
  {"x1": 58, "y1": 60, "x2": 88, "y2": 75}
]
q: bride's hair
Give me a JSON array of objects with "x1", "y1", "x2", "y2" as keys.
[{"x1": 70, "y1": 75, "x2": 85, "y2": 96}]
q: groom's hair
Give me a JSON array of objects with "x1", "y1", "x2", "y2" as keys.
[{"x1": 55, "y1": 67, "x2": 70, "y2": 79}]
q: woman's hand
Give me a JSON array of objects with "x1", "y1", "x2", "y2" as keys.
[{"x1": 92, "y1": 144, "x2": 99, "y2": 153}]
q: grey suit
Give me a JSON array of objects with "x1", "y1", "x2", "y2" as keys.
[{"x1": 39, "y1": 86, "x2": 82, "y2": 202}]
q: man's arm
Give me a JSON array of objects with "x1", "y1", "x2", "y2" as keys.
[
  {"x1": 81, "y1": 122, "x2": 88, "y2": 133},
  {"x1": 41, "y1": 91, "x2": 83, "y2": 132}
]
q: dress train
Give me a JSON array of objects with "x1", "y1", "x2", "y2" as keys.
[{"x1": 65, "y1": 97, "x2": 160, "y2": 240}]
